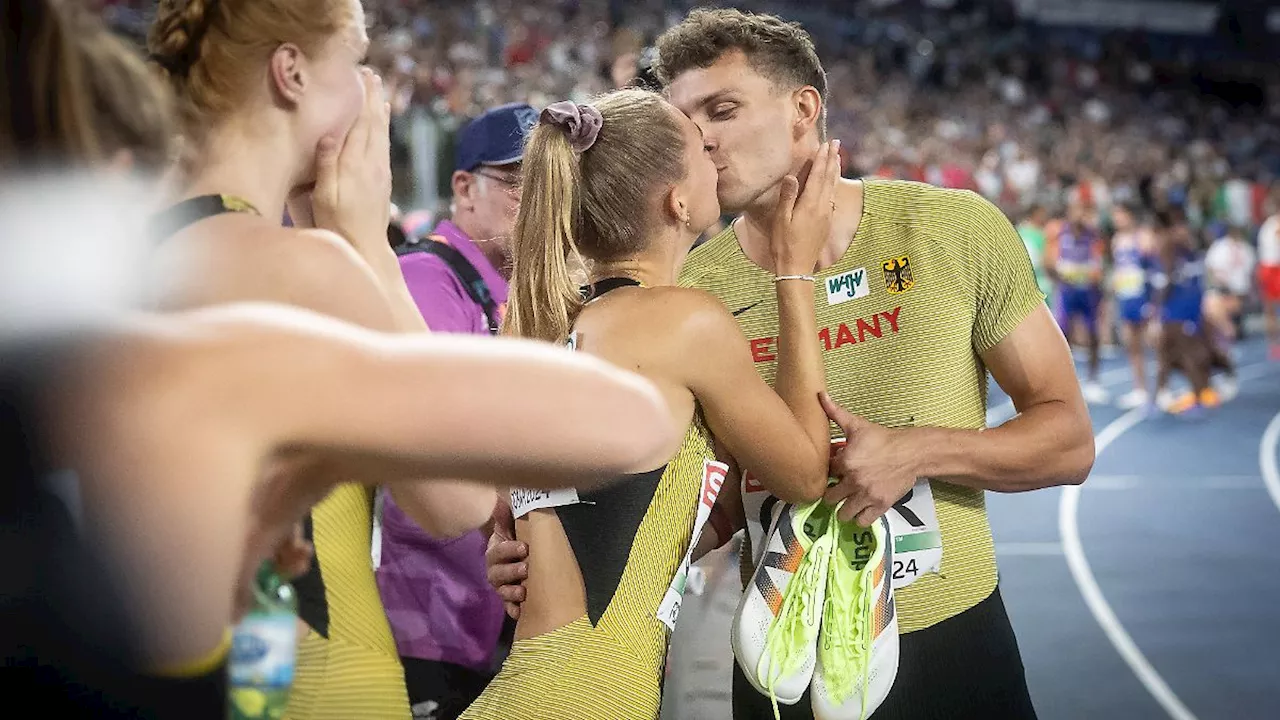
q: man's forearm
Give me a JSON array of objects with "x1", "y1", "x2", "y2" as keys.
[{"x1": 911, "y1": 400, "x2": 1094, "y2": 492}]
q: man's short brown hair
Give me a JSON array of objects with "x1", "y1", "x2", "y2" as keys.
[{"x1": 655, "y1": 8, "x2": 827, "y2": 133}]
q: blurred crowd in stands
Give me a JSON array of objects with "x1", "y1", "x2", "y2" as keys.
[{"x1": 101, "y1": 0, "x2": 1279, "y2": 238}]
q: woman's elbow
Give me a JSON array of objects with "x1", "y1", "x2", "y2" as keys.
[
  {"x1": 391, "y1": 484, "x2": 498, "y2": 540},
  {"x1": 769, "y1": 459, "x2": 828, "y2": 504}
]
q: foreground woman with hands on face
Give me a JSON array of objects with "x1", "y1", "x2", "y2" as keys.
[
  {"x1": 1, "y1": 3, "x2": 682, "y2": 718},
  {"x1": 146, "y1": 0, "x2": 502, "y2": 714}
]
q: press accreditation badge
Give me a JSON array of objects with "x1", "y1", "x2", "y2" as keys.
[
  {"x1": 657, "y1": 458, "x2": 728, "y2": 631},
  {"x1": 742, "y1": 437, "x2": 942, "y2": 590}
]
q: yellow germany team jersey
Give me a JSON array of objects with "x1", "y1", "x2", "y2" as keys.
[
  {"x1": 679, "y1": 179, "x2": 1044, "y2": 633},
  {"x1": 287, "y1": 485, "x2": 410, "y2": 719},
  {"x1": 463, "y1": 414, "x2": 726, "y2": 720}
]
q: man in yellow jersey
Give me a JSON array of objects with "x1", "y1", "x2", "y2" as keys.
[{"x1": 658, "y1": 9, "x2": 1094, "y2": 720}]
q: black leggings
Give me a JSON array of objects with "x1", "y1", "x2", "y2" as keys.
[{"x1": 732, "y1": 586, "x2": 1038, "y2": 720}]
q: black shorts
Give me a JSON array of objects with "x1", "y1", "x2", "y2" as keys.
[
  {"x1": 403, "y1": 658, "x2": 493, "y2": 720},
  {"x1": 732, "y1": 586, "x2": 1037, "y2": 720}
]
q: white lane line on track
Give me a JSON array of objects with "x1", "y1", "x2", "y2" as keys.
[
  {"x1": 1060, "y1": 360, "x2": 1280, "y2": 720},
  {"x1": 1059, "y1": 407, "x2": 1197, "y2": 720},
  {"x1": 1260, "y1": 411, "x2": 1280, "y2": 516}
]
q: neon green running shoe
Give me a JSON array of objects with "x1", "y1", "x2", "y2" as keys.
[
  {"x1": 731, "y1": 500, "x2": 837, "y2": 718},
  {"x1": 810, "y1": 514, "x2": 899, "y2": 720}
]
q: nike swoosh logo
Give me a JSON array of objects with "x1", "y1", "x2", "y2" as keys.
[{"x1": 732, "y1": 301, "x2": 761, "y2": 317}]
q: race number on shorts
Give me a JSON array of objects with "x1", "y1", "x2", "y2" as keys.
[{"x1": 742, "y1": 436, "x2": 942, "y2": 590}]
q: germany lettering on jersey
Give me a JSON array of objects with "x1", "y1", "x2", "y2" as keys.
[{"x1": 748, "y1": 307, "x2": 902, "y2": 363}]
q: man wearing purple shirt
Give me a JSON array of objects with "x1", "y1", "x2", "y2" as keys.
[{"x1": 377, "y1": 103, "x2": 534, "y2": 720}]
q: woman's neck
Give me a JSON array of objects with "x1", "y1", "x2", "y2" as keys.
[
  {"x1": 180, "y1": 123, "x2": 300, "y2": 222},
  {"x1": 589, "y1": 227, "x2": 690, "y2": 288}
]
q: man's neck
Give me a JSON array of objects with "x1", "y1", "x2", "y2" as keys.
[{"x1": 734, "y1": 178, "x2": 865, "y2": 273}]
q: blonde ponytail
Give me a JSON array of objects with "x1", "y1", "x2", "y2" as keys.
[
  {"x1": 502, "y1": 125, "x2": 586, "y2": 344},
  {"x1": 504, "y1": 90, "x2": 686, "y2": 343}
]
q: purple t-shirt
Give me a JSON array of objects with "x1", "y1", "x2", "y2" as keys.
[{"x1": 376, "y1": 220, "x2": 508, "y2": 670}]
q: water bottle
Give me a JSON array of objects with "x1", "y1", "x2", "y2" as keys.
[{"x1": 228, "y1": 561, "x2": 297, "y2": 719}]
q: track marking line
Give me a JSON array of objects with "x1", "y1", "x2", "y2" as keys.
[{"x1": 1059, "y1": 360, "x2": 1280, "y2": 720}]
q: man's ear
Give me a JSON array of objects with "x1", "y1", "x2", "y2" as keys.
[
  {"x1": 793, "y1": 85, "x2": 823, "y2": 138},
  {"x1": 452, "y1": 171, "x2": 477, "y2": 209}
]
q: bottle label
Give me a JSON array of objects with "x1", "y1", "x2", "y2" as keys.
[{"x1": 229, "y1": 612, "x2": 297, "y2": 688}]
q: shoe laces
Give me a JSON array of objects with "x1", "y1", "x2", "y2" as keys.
[
  {"x1": 760, "y1": 506, "x2": 831, "y2": 720},
  {"x1": 820, "y1": 525, "x2": 876, "y2": 719}
]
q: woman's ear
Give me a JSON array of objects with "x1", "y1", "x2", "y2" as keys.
[
  {"x1": 268, "y1": 43, "x2": 308, "y2": 106},
  {"x1": 664, "y1": 185, "x2": 690, "y2": 226}
]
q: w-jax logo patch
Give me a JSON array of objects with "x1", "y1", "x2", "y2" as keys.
[{"x1": 825, "y1": 268, "x2": 870, "y2": 305}]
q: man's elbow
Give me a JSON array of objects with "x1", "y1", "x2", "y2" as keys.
[{"x1": 1060, "y1": 426, "x2": 1096, "y2": 486}]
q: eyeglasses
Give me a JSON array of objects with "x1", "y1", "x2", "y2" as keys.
[{"x1": 474, "y1": 170, "x2": 520, "y2": 188}]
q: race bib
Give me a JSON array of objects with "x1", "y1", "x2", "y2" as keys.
[
  {"x1": 742, "y1": 437, "x2": 942, "y2": 590},
  {"x1": 510, "y1": 487, "x2": 581, "y2": 519},
  {"x1": 1113, "y1": 267, "x2": 1145, "y2": 299},
  {"x1": 1058, "y1": 260, "x2": 1093, "y2": 286},
  {"x1": 657, "y1": 458, "x2": 728, "y2": 631}
]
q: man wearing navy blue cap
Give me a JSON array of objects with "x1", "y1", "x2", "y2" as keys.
[
  {"x1": 379, "y1": 103, "x2": 536, "y2": 720},
  {"x1": 395, "y1": 102, "x2": 536, "y2": 333}
]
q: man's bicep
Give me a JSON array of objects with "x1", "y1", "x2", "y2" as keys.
[{"x1": 980, "y1": 303, "x2": 1079, "y2": 411}]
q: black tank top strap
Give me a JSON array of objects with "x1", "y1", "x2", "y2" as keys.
[
  {"x1": 582, "y1": 276, "x2": 642, "y2": 301},
  {"x1": 151, "y1": 194, "x2": 261, "y2": 241}
]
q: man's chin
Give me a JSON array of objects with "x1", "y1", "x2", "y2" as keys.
[
  {"x1": 717, "y1": 185, "x2": 774, "y2": 216},
  {"x1": 716, "y1": 186, "x2": 751, "y2": 215}
]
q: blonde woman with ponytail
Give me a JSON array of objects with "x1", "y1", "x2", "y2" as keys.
[{"x1": 465, "y1": 90, "x2": 840, "y2": 719}]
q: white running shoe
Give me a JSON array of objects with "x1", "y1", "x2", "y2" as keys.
[
  {"x1": 732, "y1": 500, "x2": 835, "y2": 708},
  {"x1": 1215, "y1": 375, "x2": 1239, "y2": 403},
  {"x1": 1082, "y1": 381, "x2": 1111, "y2": 405},
  {"x1": 1115, "y1": 388, "x2": 1149, "y2": 410},
  {"x1": 811, "y1": 515, "x2": 899, "y2": 720}
]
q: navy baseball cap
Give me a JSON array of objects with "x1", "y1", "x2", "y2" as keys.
[{"x1": 455, "y1": 103, "x2": 539, "y2": 173}]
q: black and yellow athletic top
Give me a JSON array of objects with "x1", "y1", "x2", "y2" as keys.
[
  {"x1": 680, "y1": 180, "x2": 1044, "y2": 633},
  {"x1": 153, "y1": 195, "x2": 410, "y2": 719},
  {"x1": 462, "y1": 279, "x2": 725, "y2": 720}
]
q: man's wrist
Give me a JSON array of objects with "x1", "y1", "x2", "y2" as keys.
[{"x1": 903, "y1": 426, "x2": 970, "y2": 480}]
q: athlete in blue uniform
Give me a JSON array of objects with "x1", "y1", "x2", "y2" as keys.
[
  {"x1": 1049, "y1": 203, "x2": 1109, "y2": 403},
  {"x1": 1151, "y1": 209, "x2": 1235, "y2": 415},
  {"x1": 1109, "y1": 205, "x2": 1156, "y2": 409}
]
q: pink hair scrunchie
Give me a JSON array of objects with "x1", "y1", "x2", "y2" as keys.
[{"x1": 540, "y1": 101, "x2": 604, "y2": 153}]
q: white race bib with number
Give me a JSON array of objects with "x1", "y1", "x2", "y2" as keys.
[
  {"x1": 742, "y1": 437, "x2": 942, "y2": 590},
  {"x1": 657, "y1": 458, "x2": 728, "y2": 631},
  {"x1": 1113, "y1": 267, "x2": 1146, "y2": 299},
  {"x1": 509, "y1": 487, "x2": 581, "y2": 519}
]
